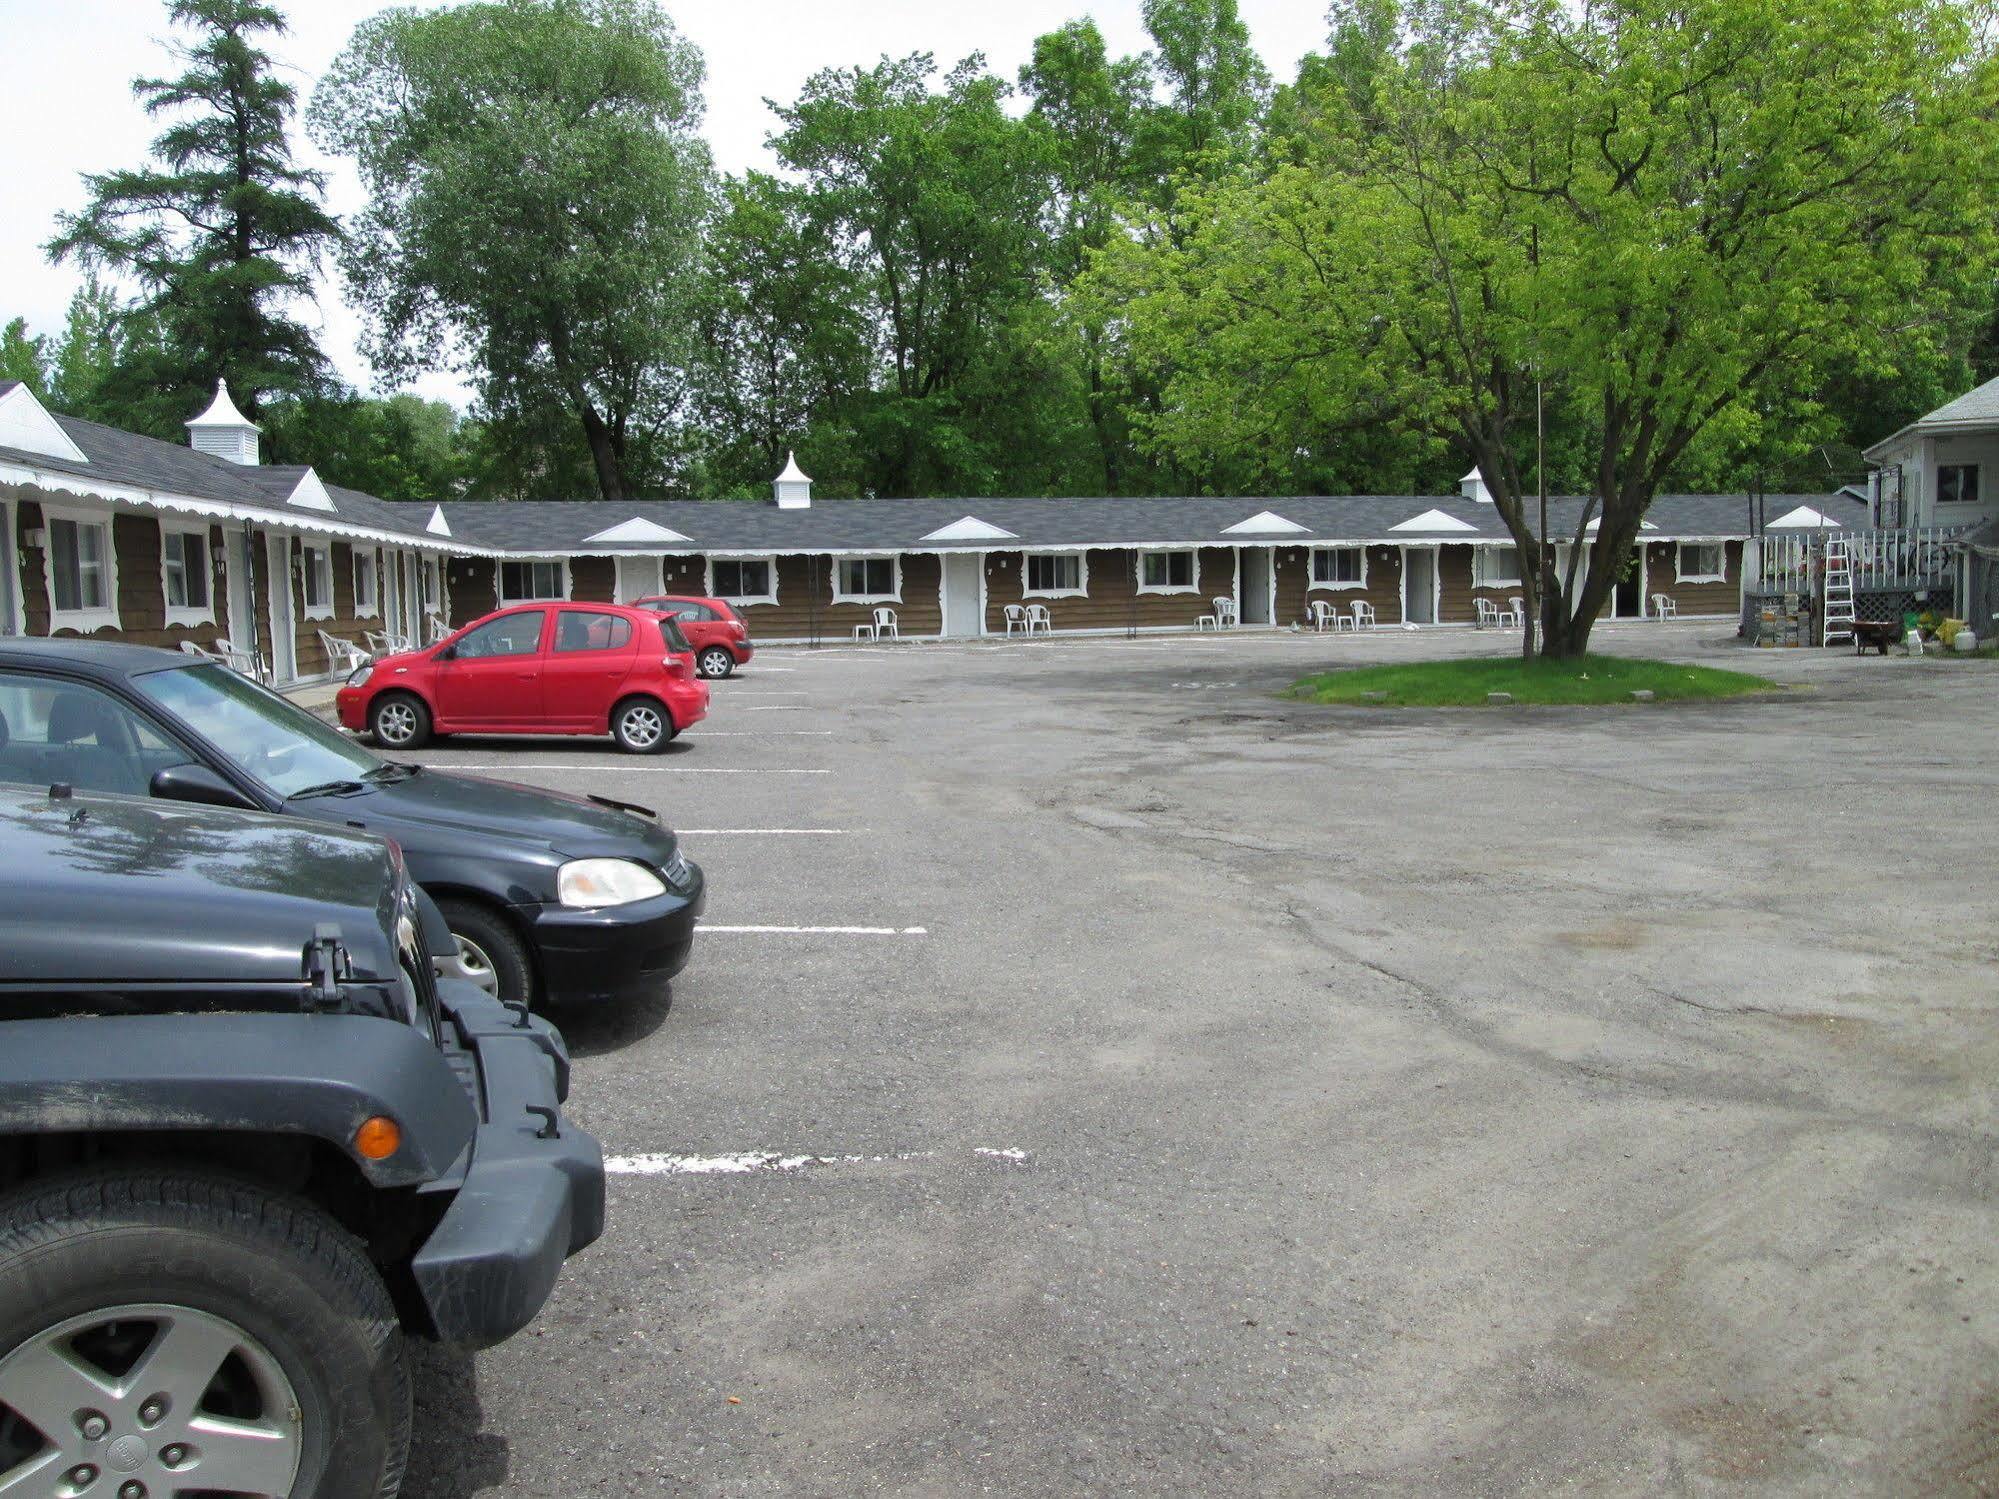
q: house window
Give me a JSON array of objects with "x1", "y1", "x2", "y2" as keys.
[
  {"x1": 1472, "y1": 545, "x2": 1521, "y2": 588},
  {"x1": 833, "y1": 556, "x2": 899, "y2": 603},
  {"x1": 1677, "y1": 543, "x2": 1725, "y2": 582},
  {"x1": 353, "y1": 549, "x2": 378, "y2": 616},
  {"x1": 500, "y1": 559, "x2": 567, "y2": 602},
  {"x1": 300, "y1": 544, "x2": 334, "y2": 620},
  {"x1": 710, "y1": 559, "x2": 775, "y2": 604},
  {"x1": 1938, "y1": 464, "x2": 1980, "y2": 506},
  {"x1": 1139, "y1": 550, "x2": 1197, "y2": 593},
  {"x1": 1024, "y1": 553, "x2": 1086, "y2": 597},
  {"x1": 162, "y1": 526, "x2": 212, "y2": 625},
  {"x1": 47, "y1": 514, "x2": 118, "y2": 627},
  {"x1": 1309, "y1": 547, "x2": 1366, "y2": 589}
]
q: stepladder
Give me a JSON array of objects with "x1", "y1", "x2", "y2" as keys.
[{"x1": 1822, "y1": 537, "x2": 1856, "y2": 646}]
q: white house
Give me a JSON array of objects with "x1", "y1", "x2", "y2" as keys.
[{"x1": 1863, "y1": 375, "x2": 1999, "y2": 529}]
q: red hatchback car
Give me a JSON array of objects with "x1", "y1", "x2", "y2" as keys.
[
  {"x1": 338, "y1": 602, "x2": 710, "y2": 753},
  {"x1": 634, "y1": 595, "x2": 755, "y2": 680}
]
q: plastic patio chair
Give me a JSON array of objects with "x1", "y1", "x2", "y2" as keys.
[
  {"x1": 872, "y1": 606, "x2": 900, "y2": 641},
  {"x1": 1308, "y1": 600, "x2": 1336, "y2": 633},
  {"x1": 1474, "y1": 597, "x2": 1501, "y2": 629},
  {"x1": 177, "y1": 640, "x2": 218, "y2": 662},
  {"x1": 1351, "y1": 601, "x2": 1376, "y2": 631},
  {"x1": 1212, "y1": 597, "x2": 1238, "y2": 628},
  {"x1": 1003, "y1": 604, "x2": 1030, "y2": 637},
  {"x1": 1025, "y1": 604, "x2": 1053, "y2": 635},
  {"x1": 1509, "y1": 596, "x2": 1528, "y2": 627},
  {"x1": 1652, "y1": 594, "x2": 1678, "y2": 618},
  {"x1": 210, "y1": 637, "x2": 268, "y2": 683},
  {"x1": 318, "y1": 629, "x2": 371, "y2": 677}
]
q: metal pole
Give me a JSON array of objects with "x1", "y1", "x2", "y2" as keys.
[{"x1": 1537, "y1": 378, "x2": 1548, "y2": 651}]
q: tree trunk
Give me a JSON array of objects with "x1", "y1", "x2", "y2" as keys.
[{"x1": 578, "y1": 403, "x2": 627, "y2": 500}]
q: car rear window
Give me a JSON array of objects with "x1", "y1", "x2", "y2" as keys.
[{"x1": 655, "y1": 614, "x2": 692, "y2": 653}]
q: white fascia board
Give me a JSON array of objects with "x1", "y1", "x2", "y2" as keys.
[{"x1": 0, "y1": 461, "x2": 501, "y2": 556}]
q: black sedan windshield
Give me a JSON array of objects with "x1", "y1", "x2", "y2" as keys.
[{"x1": 135, "y1": 663, "x2": 386, "y2": 798}]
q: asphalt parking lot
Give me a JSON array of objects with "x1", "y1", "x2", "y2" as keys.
[{"x1": 392, "y1": 623, "x2": 1999, "y2": 1496}]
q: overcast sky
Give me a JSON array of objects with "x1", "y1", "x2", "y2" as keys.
[{"x1": 0, "y1": 0, "x2": 1333, "y2": 408}]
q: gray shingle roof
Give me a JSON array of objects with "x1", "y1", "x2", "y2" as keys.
[{"x1": 1917, "y1": 375, "x2": 1999, "y2": 430}]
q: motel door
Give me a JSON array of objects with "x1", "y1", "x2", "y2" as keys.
[
  {"x1": 1238, "y1": 549, "x2": 1273, "y2": 625},
  {"x1": 615, "y1": 555, "x2": 663, "y2": 603},
  {"x1": 266, "y1": 534, "x2": 298, "y2": 683},
  {"x1": 0, "y1": 509, "x2": 14, "y2": 635},
  {"x1": 1404, "y1": 548, "x2": 1437, "y2": 623},
  {"x1": 941, "y1": 553, "x2": 982, "y2": 637}
]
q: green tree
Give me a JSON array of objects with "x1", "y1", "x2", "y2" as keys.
[
  {"x1": 314, "y1": 0, "x2": 714, "y2": 501},
  {"x1": 47, "y1": 277, "x2": 125, "y2": 419},
  {"x1": 1099, "y1": 0, "x2": 1998, "y2": 656},
  {"x1": 1135, "y1": 0, "x2": 1270, "y2": 201},
  {"x1": 0, "y1": 320, "x2": 50, "y2": 394},
  {"x1": 47, "y1": 0, "x2": 338, "y2": 431},
  {"x1": 263, "y1": 392, "x2": 470, "y2": 502},
  {"x1": 771, "y1": 53, "x2": 1059, "y2": 497}
]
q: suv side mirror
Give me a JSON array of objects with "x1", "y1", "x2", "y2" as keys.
[{"x1": 151, "y1": 763, "x2": 257, "y2": 811}]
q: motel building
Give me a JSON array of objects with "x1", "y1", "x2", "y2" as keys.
[{"x1": 1, "y1": 377, "x2": 1879, "y2": 686}]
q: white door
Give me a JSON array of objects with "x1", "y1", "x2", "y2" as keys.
[
  {"x1": 226, "y1": 528, "x2": 256, "y2": 651},
  {"x1": 616, "y1": 555, "x2": 663, "y2": 603},
  {"x1": 1238, "y1": 548, "x2": 1273, "y2": 625},
  {"x1": 941, "y1": 553, "x2": 983, "y2": 638},
  {"x1": 1403, "y1": 548, "x2": 1437, "y2": 624},
  {"x1": 266, "y1": 533, "x2": 297, "y2": 682},
  {"x1": 0, "y1": 501, "x2": 16, "y2": 635},
  {"x1": 382, "y1": 549, "x2": 403, "y2": 642}
]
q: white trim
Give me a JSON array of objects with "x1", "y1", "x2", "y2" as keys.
[
  {"x1": 286, "y1": 470, "x2": 336, "y2": 514},
  {"x1": 1221, "y1": 510, "x2": 1307, "y2": 536},
  {"x1": 39, "y1": 504, "x2": 120, "y2": 632},
  {"x1": 267, "y1": 533, "x2": 298, "y2": 683},
  {"x1": 426, "y1": 505, "x2": 452, "y2": 537},
  {"x1": 352, "y1": 545, "x2": 380, "y2": 618},
  {"x1": 1390, "y1": 508, "x2": 1478, "y2": 534},
  {"x1": 584, "y1": 516, "x2": 693, "y2": 546},
  {"x1": 499, "y1": 557, "x2": 571, "y2": 604},
  {"x1": 159, "y1": 518, "x2": 218, "y2": 628},
  {"x1": 0, "y1": 384, "x2": 89, "y2": 463},
  {"x1": 299, "y1": 541, "x2": 335, "y2": 621},
  {"x1": 922, "y1": 515, "x2": 1018, "y2": 543},
  {"x1": 706, "y1": 556, "x2": 778, "y2": 606},
  {"x1": 1137, "y1": 548, "x2": 1200, "y2": 595},
  {"x1": 1, "y1": 496, "x2": 21, "y2": 637},
  {"x1": 830, "y1": 554, "x2": 901, "y2": 605},
  {"x1": 1307, "y1": 545, "x2": 1368, "y2": 591},
  {"x1": 1022, "y1": 551, "x2": 1088, "y2": 599},
  {"x1": 1675, "y1": 541, "x2": 1726, "y2": 584}
]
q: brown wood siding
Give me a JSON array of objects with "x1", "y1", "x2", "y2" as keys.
[
  {"x1": 1647, "y1": 539, "x2": 1740, "y2": 614},
  {"x1": 571, "y1": 555, "x2": 616, "y2": 603},
  {"x1": 728, "y1": 553, "x2": 943, "y2": 639},
  {"x1": 660, "y1": 556, "x2": 706, "y2": 595},
  {"x1": 447, "y1": 557, "x2": 497, "y2": 624},
  {"x1": 983, "y1": 546, "x2": 1237, "y2": 633},
  {"x1": 1275, "y1": 544, "x2": 1404, "y2": 628},
  {"x1": 16, "y1": 508, "x2": 232, "y2": 651},
  {"x1": 17, "y1": 502, "x2": 48, "y2": 637}
]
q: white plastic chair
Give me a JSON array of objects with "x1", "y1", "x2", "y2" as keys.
[
  {"x1": 425, "y1": 612, "x2": 452, "y2": 645},
  {"x1": 872, "y1": 607, "x2": 900, "y2": 641},
  {"x1": 318, "y1": 629, "x2": 371, "y2": 676},
  {"x1": 1003, "y1": 604, "x2": 1030, "y2": 637},
  {"x1": 177, "y1": 640, "x2": 218, "y2": 662},
  {"x1": 1196, "y1": 609, "x2": 1218, "y2": 631},
  {"x1": 1025, "y1": 604, "x2": 1053, "y2": 636},
  {"x1": 1474, "y1": 598, "x2": 1501, "y2": 629},
  {"x1": 1307, "y1": 600, "x2": 1336, "y2": 633},
  {"x1": 210, "y1": 636, "x2": 268, "y2": 683},
  {"x1": 1510, "y1": 596, "x2": 1528, "y2": 627},
  {"x1": 1496, "y1": 598, "x2": 1524, "y2": 628},
  {"x1": 364, "y1": 630, "x2": 415, "y2": 657},
  {"x1": 1212, "y1": 597, "x2": 1238, "y2": 628},
  {"x1": 1652, "y1": 593, "x2": 1678, "y2": 619},
  {"x1": 1351, "y1": 601, "x2": 1376, "y2": 632}
]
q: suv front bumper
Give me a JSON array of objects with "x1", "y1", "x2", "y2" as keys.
[{"x1": 410, "y1": 982, "x2": 606, "y2": 1349}]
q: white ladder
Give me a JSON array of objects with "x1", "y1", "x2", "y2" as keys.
[{"x1": 1822, "y1": 536, "x2": 1856, "y2": 646}]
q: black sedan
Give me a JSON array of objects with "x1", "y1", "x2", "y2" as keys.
[{"x1": 0, "y1": 638, "x2": 705, "y2": 1009}]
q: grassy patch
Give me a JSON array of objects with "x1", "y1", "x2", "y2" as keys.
[{"x1": 1287, "y1": 653, "x2": 1779, "y2": 707}]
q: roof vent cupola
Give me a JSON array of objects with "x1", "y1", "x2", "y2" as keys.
[
  {"x1": 773, "y1": 451, "x2": 812, "y2": 510},
  {"x1": 186, "y1": 380, "x2": 260, "y2": 466},
  {"x1": 1460, "y1": 466, "x2": 1493, "y2": 504}
]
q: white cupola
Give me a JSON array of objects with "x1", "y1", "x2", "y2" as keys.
[
  {"x1": 186, "y1": 380, "x2": 261, "y2": 466},
  {"x1": 773, "y1": 451, "x2": 812, "y2": 509},
  {"x1": 1460, "y1": 466, "x2": 1493, "y2": 504}
]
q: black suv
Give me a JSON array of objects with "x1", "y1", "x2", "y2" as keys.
[{"x1": 0, "y1": 783, "x2": 604, "y2": 1497}]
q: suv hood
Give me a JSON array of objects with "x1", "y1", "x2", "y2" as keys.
[{"x1": 339, "y1": 767, "x2": 683, "y2": 866}]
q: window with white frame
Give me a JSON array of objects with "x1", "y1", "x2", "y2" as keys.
[
  {"x1": 1024, "y1": 553, "x2": 1086, "y2": 597},
  {"x1": 46, "y1": 513, "x2": 118, "y2": 629},
  {"x1": 499, "y1": 559, "x2": 567, "y2": 603},
  {"x1": 1676, "y1": 542, "x2": 1725, "y2": 582},
  {"x1": 1471, "y1": 545, "x2": 1522, "y2": 588},
  {"x1": 353, "y1": 548, "x2": 378, "y2": 616},
  {"x1": 832, "y1": 556, "x2": 899, "y2": 603},
  {"x1": 709, "y1": 558, "x2": 775, "y2": 603},
  {"x1": 1138, "y1": 549, "x2": 1197, "y2": 593},
  {"x1": 300, "y1": 544, "x2": 334, "y2": 620},
  {"x1": 1938, "y1": 464, "x2": 1980, "y2": 507},
  {"x1": 1309, "y1": 546, "x2": 1366, "y2": 589},
  {"x1": 161, "y1": 524, "x2": 213, "y2": 625}
]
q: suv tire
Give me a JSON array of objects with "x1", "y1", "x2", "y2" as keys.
[{"x1": 0, "y1": 1167, "x2": 410, "y2": 1499}]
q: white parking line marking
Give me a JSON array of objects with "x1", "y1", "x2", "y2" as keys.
[
  {"x1": 739, "y1": 705, "x2": 813, "y2": 712},
  {"x1": 698, "y1": 923, "x2": 928, "y2": 935},
  {"x1": 604, "y1": 1147, "x2": 1027, "y2": 1177},
  {"x1": 415, "y1": 764, "x2": 831, "y2": 774},
  {"x1": 676, "y1": 828, "x2": 856, "y2": 835},
  {"x1": 682, "y1": 730, "x2": 833, "y2": 737}
]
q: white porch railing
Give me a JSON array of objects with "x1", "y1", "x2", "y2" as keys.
[{"x1": 1750, "y1": 526, "x2": 1967, "y2": 594}]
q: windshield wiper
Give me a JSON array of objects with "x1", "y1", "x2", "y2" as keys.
[{"x1": 289, "y1": 779, "x2": 370, "y2": 800}]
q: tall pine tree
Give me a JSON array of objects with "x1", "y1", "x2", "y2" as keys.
[{"x1": 48, "y1": 0, "x2": 338, "y2": 435}]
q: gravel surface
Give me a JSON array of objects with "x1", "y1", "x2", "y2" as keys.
[{"x1": 395, "y1": 624, "x2": 1999, "y2": 1496}]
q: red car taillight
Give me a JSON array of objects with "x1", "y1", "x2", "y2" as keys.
[{"x1": 662, "y1": 654, "x2": 693, "y2": 679}]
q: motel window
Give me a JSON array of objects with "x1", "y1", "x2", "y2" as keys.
[
  {"x1": 48, "y1": 515, "x2": 116, "y2": 624},
  {"x1": 1471, "y1": 546, "x2": 1521, "y2": 588},
  {"x1": 353, "y1": 549, "x2": 378, "y2": 615},
  {"x1": 710, "y1": 559, "x2": 774, "y2": 603},
  {"x1": 1677, "y1": 543, "x2": 1725, "y2": 583},
  {"x1": 1139, "y1": 550, "x2": 1196, "y2": 593},
  {"x1": 1937, "y1": 464, "x2": 1980, "y2": 507},
  {"x1": 833, "y1": 556, "x2": 899, "y2": 603},
  {"x1": 1309, "y1": 547, "x2": 1365, "y2": 588},
  {"x1": 500, "y1": 559, "x2": 567, "y2": 603},
  {"x1": 1025, "y1": 553, "x2": 1085, "y2": 597},
  {"x1": 300, "y1": 544, "x2": 334, "y2": 619},
  {"x1": 162, "y1": 527, "x2": 211, "y2": 620}
]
